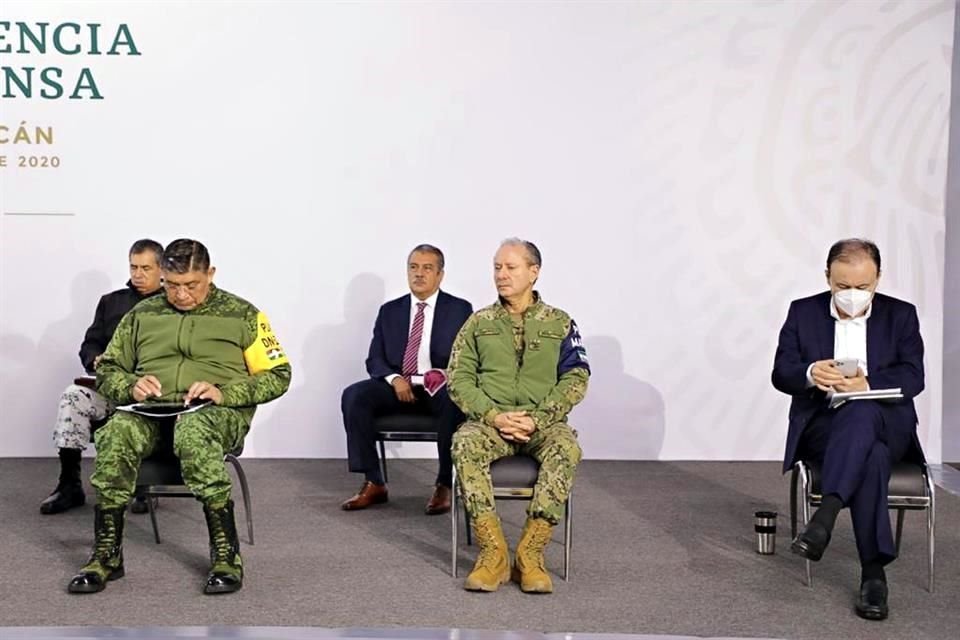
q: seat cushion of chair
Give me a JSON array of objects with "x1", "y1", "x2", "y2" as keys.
[
  {"x1": 888, "y1": 462, "x2": 928, "y2": 499},
  {"x1": 137, "y1": 454, "x2": 184, "y2": 486},
  {"x1": 490, "y1": 455, "x2": 540, "y2": 488},
  {"x1": 373, "y1": 413, "x2": 439, "y2": 433},
  {"x1": 805, "y1": 460, "x2": 927, "y2": 499},
  {"x1": 136, "y1": 448, "x2": 244, "y2": 488}
]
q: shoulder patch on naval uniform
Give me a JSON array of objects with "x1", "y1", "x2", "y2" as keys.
[{"x1": 558, "y1": 318, "x2": 590, "y2": 375}]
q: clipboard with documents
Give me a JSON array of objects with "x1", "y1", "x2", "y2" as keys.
[
  {"x1": 828, "y1": 388, "x2": 903, "y2": 409},
  {"x1": 115, "y1": 399, "x2": 212, "y2": 418}
]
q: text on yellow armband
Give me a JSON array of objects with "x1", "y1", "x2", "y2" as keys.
[{"x1": 243, "y1": 311, "x2": 289, "y2": 374}]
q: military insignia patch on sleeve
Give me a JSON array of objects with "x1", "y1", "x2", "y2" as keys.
[
  {"x1": 558, "y1": 319, "x2": 590, "y2": 375},
  {"x1": 244, "y1": 311, "x2": 290, "y2": 374}
]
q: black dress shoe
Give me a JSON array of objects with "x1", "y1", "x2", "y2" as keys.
[
  {"x1": 129, "y1": 496, "x2": 157, "y2": 514},
  {"x1": 790, "y1": 521, "x2": 831, "y2": 561},
  {"x1": 856, "y1": 578, "x2": 889, "y2": 621},
  {"x1": 40, "y1": 483, "x2": 85, "y2": 515}
]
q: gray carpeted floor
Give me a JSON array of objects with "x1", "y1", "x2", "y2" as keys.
[{"x1": 0, "y1": 459, "x2": 957, "y2": 639}]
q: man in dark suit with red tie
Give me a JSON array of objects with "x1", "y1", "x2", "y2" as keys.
[
  {"x1": 772, "y1": 238, "x2": 925, "y2": 621},
  {"x1": 341, "y1": 244, "x2": 473, "y2": 514}
]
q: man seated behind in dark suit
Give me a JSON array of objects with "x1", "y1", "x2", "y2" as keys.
[
  {"x1": 341, "y1": 244, "x2": 473, "y2": 514},
  {"x1": 40, "y1": 239, "x2": 164, "y2": 515},
  {"x1": 772, "y1": 238, "x2": 925, "y2": 622}
]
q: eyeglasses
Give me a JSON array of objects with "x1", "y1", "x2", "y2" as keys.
[{"x1": 163, "y1": 281, "x2": 202, "y2": 294}]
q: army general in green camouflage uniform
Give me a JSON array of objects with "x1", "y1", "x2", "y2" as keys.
[
  {"x1": 68, "y1": 239, "x2": 291, "y2": 596},
  {"x1": 449, "y1": 238, "x2": 589, "y2": 594}
]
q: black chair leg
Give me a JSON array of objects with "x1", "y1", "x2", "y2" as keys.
[
  {"x1": 226, "y1": 453, "x2": 254, "y2": 545},
  {"x1": 790, "y1": 466, "x2": 798, "y2": 539},
  {"x1": 895, "y1": 508, "x2": 905, "y2": 555},
  {"x1": 377, "y1": 438, "x2": 389, "y2": 484},
  {"x1": 464, "y1": 508, "x2": 473, "y2": 546},
  {"x1": 563, "y1": 495, "x2": 572, "y2": 581},
  {"x1": 147, "y1": 492, "x2": 161, "y2": 544}
]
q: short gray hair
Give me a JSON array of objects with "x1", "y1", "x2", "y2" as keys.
[
  {"x1": 129, "y1": 239, "x2": 163, "y2": 264},
  {"x1": 408, "y1": 244, "x2": 445, "y2": 270},
  {"x1": 499, "y1": 237, "x2": 542, "y2": 268}
]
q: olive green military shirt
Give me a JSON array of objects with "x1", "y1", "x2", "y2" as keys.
[
  {"x1": 96, "y1": 284, "x2": 291, "y2": 422},
  {"x1": 447, "y1": 293, "x2": 589, "y2": 430}
]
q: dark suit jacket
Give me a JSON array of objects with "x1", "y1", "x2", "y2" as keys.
[
  {"x1": 78, "y1": 282, "x2": 161, "y2": 372},
  {"x1": 772, "y1": 291, "x2": 925, "y2": 472},
  {"x1": 365, "y1": 290, "x2": 473, "y2": 379}
]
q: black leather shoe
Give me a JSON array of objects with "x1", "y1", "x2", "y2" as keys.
[
  {"x1": 855, "y1": 579, "x2": 889, "y2": 621},
  {"x1": 40, "y1": 483, "x2": 85, "y2": 515},
  {"x1": 790, "y1": 521, "x2": 831, "y2": 561},
  {"x1": 129, "y1": 496, "x2": 157, "y2": 514}
]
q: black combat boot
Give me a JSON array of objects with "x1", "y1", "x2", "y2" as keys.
[
  {"x1": 203, "y1": 499, "x2": 243, "y2": 594},
  {"x1": 40, "y1": 448, "x2": 85, "y2": 514},
  {"x1": 67, "y1": 505, "x2": 126, "y2": 593}
]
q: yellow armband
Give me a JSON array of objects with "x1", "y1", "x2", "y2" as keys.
[{"x1": 243, "y1": 311, "x2": 289, "y2": 374}]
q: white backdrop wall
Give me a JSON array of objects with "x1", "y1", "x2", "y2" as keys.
[
  {"x1": 0, "y1": 1, "x2": 952, "y2": 461},
  {"x1": 943, "y1": 1, "x2": 960, "y2": 463}
]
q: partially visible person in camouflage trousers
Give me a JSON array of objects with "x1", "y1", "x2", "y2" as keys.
[
  {"x1": 41, "y1": 239, "x2": 165, "y2": 516},
  {"x1": 449, "y1": 238, "x2": 589, "y2": 594},
  {"x1": 67, "y1": 239, "x2": 291, "y2": 596}
]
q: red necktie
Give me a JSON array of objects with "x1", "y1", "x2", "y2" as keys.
[{"x1": 402, "y1": 302, "x2": 427, "y2": 377}]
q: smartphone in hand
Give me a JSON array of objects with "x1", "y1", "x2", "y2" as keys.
[{"x1": 834, "y1": 357, "x2": 859, "y2": 377}]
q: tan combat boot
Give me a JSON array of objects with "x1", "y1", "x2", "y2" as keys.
[
  {"x1": 464, "y1": 512, "x2": 510, "y2": 592},
  {"x1": 512, "y1": 517, "x2": 554, "y2": 593}
]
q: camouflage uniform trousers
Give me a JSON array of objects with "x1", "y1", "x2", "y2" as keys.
[
  {"x1": 53, "y1": 384, "x2": 114, "y2": 451},
  {"x1": 452, "y1": 421, "x2": 582, "y2": 525},
  {"x1": 91, "y1": 406, "x2": 249, "y2": 509}
]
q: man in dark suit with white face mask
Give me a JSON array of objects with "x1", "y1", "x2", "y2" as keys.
[{"x1": 772, "y1": 238, "x2": 925, "y2": 622}]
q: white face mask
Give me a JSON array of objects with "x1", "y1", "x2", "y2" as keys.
[{"x1": 834, "y1": 288, "x2": 873, "y2": 317}]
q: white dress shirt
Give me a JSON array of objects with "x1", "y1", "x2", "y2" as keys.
[
  {"x1": 385, "y1": 290, "x2": 439, "y2": 386},
  {"x1": 806, "y1": 298, "x2": 871, "y2": 386},
  {"x1": 831, "y1": 299, "x2": 870, "y2": 376}
]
